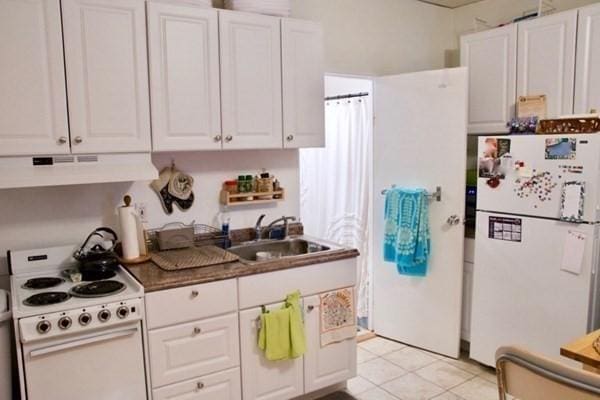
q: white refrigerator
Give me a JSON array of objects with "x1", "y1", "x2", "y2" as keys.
[{"x1": 470, "y1": 133, "x2": 600, "y2": 367}]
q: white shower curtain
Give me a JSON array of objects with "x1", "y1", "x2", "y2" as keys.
[{"x1": 300, "y1": 97, "x2": 371, "y2": 319}]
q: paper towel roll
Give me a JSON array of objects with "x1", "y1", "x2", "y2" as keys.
[{"x1": 119, "y1": 206, "x2": 140, "y2": 260}]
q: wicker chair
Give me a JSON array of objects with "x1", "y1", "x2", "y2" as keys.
[{"x1": 496, "y1": 346, "x2": 600, "y2": 400}]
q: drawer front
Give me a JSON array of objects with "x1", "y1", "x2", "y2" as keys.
[
  {"x1": 146, "y1": 279, "x2": 238, "y2": 329},
  {"x1": 149, "y1": 313, "x2": 240, "y2": 388},
  {"x1": 238, "y1": 259, "x2": 357, "y2": 309},
  {"x1": 152, "y1": 367, "x2": 241, "y2": 400}
]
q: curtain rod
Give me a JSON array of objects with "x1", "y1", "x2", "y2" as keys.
[{"x1": 324, "y1": 92, "x2": 369, "y2": 101}]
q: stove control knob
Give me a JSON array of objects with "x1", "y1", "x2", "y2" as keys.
[
  {"x1": 36, "y1": 320, "x2": 51, "y2": 334},
  {"x1": 79, "y1": 313, "x2": 92, "y2": 326},
  {"x1": 98, "y1": 309, "x2": 111, "y2": 322},
  {"x1": 117, "y1": 306, "x2": 130, "y2": 319},
  {"x1": 58, "y1": 316, "x2": 72, "y2": 330}
]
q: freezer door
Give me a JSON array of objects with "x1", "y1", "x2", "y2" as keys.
[
  {"x1": 477, "y1": 134, "x2": 600, "y2": 222},
  {"x1": 470, "y1": 212, "x2": 599, "y2": 366}
]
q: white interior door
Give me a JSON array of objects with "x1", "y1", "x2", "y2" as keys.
[{"x1": 372, "y1": 68, "x2": 467, "y2": 358}]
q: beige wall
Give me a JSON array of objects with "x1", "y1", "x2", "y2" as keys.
[
  {"x1": 291, "y1": 0, "x2": 456, "y2": 76},
  {"x1": 453, "y1": 0, "x2": 600, "y2": 37}
]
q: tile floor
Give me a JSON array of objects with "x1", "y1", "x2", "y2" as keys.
[{"x1": 345, "y1": 336, "x2": 500, "y2": 400}]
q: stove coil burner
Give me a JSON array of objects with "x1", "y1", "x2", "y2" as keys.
[
  {"x1": 22, "y1": 277, "x2": 65, "y2": 290},
  {"x1": 23, "y1": 292, "x2": 71, "y2": 307},
  {"x1": 70, "y1": 280, "x2": 126, "y2": 298}
]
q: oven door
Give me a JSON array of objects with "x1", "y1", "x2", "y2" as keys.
[{"x1": 22, "y1": 321, "x2": 147, "y2": 400}]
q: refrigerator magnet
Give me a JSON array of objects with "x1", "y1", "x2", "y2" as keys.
[
  {"x1": 545, "y1": 138, "x2": 576, "y2": 160},
  {"x1": 560, "y1": 181, "x2": 585, "y2": 222}
]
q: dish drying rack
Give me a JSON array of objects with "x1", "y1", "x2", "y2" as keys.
[{"x1": 145, "y1": 223, "x2": 227, "y2": 252}]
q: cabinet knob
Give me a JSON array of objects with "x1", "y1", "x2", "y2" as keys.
[
  {"x1": 191, "y1": 290, "x2": 199, "y2": 298},
  {"x1": 286, "y1": 134, "x2": 294, "y2": 142},
  {"x1": 193, "y1": 327, "x2": 202, "y2": 335},
  {"x1": 307, "y1": 305, "x2": 315, "y2": 312},
  {"x1": 196, "y1": 382, "x2": 204, "y2": 390},
  {"x1": 74, "y1": 136, "x2": 83, "y2": 144},
  {"x1": 58, "y1": 136, "x2": 68, "y2": 145},
  {"x1": 214, "y1": 135, "x2": 222, "y2": 142},
  {"x1": 224, "y1": 135, "x2": 233, "y2": 143}
]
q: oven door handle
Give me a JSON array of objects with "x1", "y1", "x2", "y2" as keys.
[{"x1": 29, "y1": 327, "x2": 138, "y2": 358}]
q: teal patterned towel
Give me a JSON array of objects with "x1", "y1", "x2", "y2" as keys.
[{"x1": 383, "y1": 188, "x2": 431, "y2": 276}]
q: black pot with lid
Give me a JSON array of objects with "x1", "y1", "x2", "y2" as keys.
[{"x1": 72, "y1": 227, "x2": 120, "y2": 281}]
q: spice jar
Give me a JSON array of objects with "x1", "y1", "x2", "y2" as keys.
[{"x1": 224, "y1": 180, "x2": 238, "y2": 194}]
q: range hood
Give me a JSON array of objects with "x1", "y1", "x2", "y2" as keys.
[{"x1": 0, "y1": 153, "x2": 158, "y2": 190}]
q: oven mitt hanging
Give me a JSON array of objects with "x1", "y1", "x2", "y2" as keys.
[
  {"x1": 152, "y1": 166, "x2": 195, "y2": 214},
  {"x1": 168, "y1": 171, "x2": 194, "y2": 200}
]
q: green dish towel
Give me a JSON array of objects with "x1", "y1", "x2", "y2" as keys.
[{"x1": 258, "y1": 290, "x2": 306, "y2": 361}]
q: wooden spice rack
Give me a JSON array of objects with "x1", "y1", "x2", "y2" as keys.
[{"x1": 220, "y1": 189, "x2": 285, "y2": 207}]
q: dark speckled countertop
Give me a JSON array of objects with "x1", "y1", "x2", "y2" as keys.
[{"x1": 125, "y1": 247, "x2": 359, "y2": 293}]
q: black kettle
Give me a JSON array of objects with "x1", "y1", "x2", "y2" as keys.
[{"x1": 73, "y1": 227, "x2": 119, "y2": 280}]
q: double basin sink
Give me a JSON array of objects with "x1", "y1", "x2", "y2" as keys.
[{"x1": 227, "y1": 236, "x2": 338, "y2": 264}]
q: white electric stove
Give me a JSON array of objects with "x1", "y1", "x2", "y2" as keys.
[{"x1": 9, "y1": 245, "x2": 149, "y2": 400}]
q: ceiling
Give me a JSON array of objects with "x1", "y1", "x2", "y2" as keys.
[{"x1": 418, "y1": 0, "x2": 484, "y2": 8}]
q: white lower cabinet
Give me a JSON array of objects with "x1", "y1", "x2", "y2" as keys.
[
  {"x1": 239, "y1": 303, "x2": 304, "y2": 400},
  {"x1": 152, "y1": 367, "x2": 241, "y2": 400},
  {"x1": 303, "y1": 294, "x2": 357, "y2": 393},
  {"x1": 148, "y1": 312, "x2": 240, "y2": 388},
  {"x1": 145, "y1": 263, "x2": 358, "y2": 400}
]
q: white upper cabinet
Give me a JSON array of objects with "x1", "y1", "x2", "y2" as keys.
[
  {"x1": 575, "y1": 3, "x2": 600, "y2": 114},
  {"x1": 517, "y1": 10, "x2": 577, "y2": 118},
  {"x1": 219, "y1": 11, "x2": 283, "y2": 150},
  {"x1": 147, "y1": 2, "x2": 222, "y2": 152},
  {"x1": 460, "y1": 24, "x2": 517, "y2": 134},
  {"x1": 0, "y1": 0, "x2": 70, "y2": 155},
  {"x1": 282, "y1": 19, "x2": 325, "y2": 148},
  {"x1": 61, "y1": 0, "x2": 151, "y2": 154}
]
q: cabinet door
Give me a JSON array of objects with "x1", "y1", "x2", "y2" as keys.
[
  {"x1": 152, "y1": 368, "x2": 241, "y2": 400},
  {"x1": 147, "y1": 2, "x2": 222, "y2": 151},
  {"x1": 62, "y1": 0, "x2": 151, "y2": 154},
  {"x1": 282, "y1": 19, "x2": 324, "y2": 148},
  {"x1": 148, "y1": 313, "x2": 240, "y2": 388},
  {"x1": 575, "y1": 3, "x2": 600, "y2": 114},
  {"x1": 517, "y1": 10, "x2": 577, "y2": 118},
  {"x1": 0, "y1": 0, "x2": 70, "y2": 155},
  {"x1": 219, "y1": 11, "x2": 283, "y2": 150},
  {"x1": 239, "y1": 304, "x2": 304, "y2": 400},
  {"x1": 303, "y1": 294, "x2": 356, "y2": 393},
  {"x1": 460, "y1": 25, "x2": 517, "y2": 134}
]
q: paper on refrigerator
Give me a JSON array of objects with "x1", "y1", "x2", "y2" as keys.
[{"x1": 561, "y1": 230, "x2": 586, "y2": 275}]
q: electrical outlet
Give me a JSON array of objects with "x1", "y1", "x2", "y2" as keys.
[{"x1": 136, "y1": 203, "x2": 148, "y2": 223}]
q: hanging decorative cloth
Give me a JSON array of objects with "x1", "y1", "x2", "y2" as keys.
[{"x1": 384, "y1": 188, "x2": 431, "y2": 276}]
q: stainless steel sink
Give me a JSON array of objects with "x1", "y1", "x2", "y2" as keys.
[{"x1": 227, "y1": 237, "x2": 334, "y2": 263}]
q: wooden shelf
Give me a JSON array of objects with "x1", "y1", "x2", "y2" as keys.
[{"x1": 220, "y1": 189, "x2": 285, "y2": 207}]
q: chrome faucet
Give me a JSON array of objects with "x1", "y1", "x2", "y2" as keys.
[
  {"x1": 266, "y1": 216, "x2": 297, "y2": 239},
  {"x1": 254, "y1": 214, "x2": 266, "y2": 240}
]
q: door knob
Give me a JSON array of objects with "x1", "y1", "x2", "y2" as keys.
[
  {"x1": 58, "y1": 136, "x2": 68, "y2": 145},
  {"x1": 447, "y1": 215, "x2": 461, "y2": 226},
  {"x1": 193, "y1": 327, "x2": 202, "y2": 335},
  {"x1": 214, "y1": 135, "x2": 222, "y2": 142},
  {"x1": 286, "y1": 134, "x2": 294, "y2": 141},
  {"x1": 74, "y1": 136, "x2": 83, "y2": 144},
  {"x1": 225, "y1": 135, "x2": 233, "y2": 143}
]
